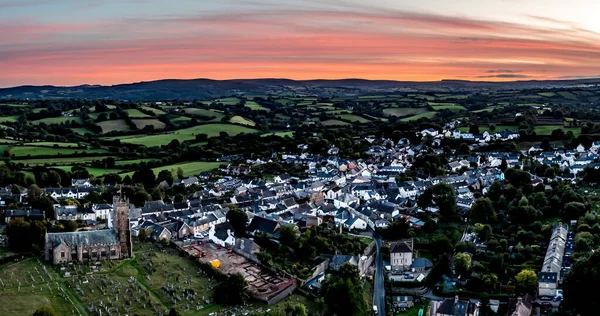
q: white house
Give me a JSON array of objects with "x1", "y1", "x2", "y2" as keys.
[
  {"x1": 577, "y1": 144, "x2": 586, "y2": 153},
  {"x1": 420, "y1": 128, "x2": 438, "y2": 137},
  {"x1": 209, "y1": 222, "x2": 236, "y2": 247},
  {"x1": 390, "y1": 240, "x2": 413, "y2": 272},
  {"x1": 344, "y1": 217, "x2": 367, "y2": 230}
]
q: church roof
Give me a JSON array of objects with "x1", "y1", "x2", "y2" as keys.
[{"x1": 46, "y1": 230, "x2": 119, "y2": 246}]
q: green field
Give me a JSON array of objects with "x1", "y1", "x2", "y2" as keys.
[
  {"x1": 52, "y1": 166, "x2": 124, "y2": 177},
  {"x1": 114, "y1": 158, "x2": 160, "y2": 166},
  {"x1": 140, "y1": 106, "x2": 167, "y2": 116},
  {"x1": 338, "y1": 114, "x2": 371, "y2": 123},
  {"x1": 88, "y1": 111, "x2": 117, "y2": 120},
  {"x1": 321, "y1": 119, "x2": 351, "y2": 126},
  {"x1": 125, "y1": 109, "x2": 152, "y2": 118},
  {"x1": 261, "y1": 131, "x2": 294, "y2": 137},
  {"x1": 31, "y1": 116, "x2": 83, "y2": 125},
  {"x1": 245, "y1": 101, "x2": 268, "y2": 111},
  {"x1": 557, "y1": 91, "x2": 577, "y2": 100},
  {"x1": 132, "y1": 119, "x2": 166, "y2": 130},
  {"x1": 13, "y1": 156, "x2": 113, "y2": 166},
  {"x1": 538, "y1": 92, "x2": 556, "y2": 97},
  {"x1": 534, "y1": 125, "x2": 581, "y2": 136},
  {"x1": 430, "y1": 104, "x2": 466, "y2": 111},
  {"x1": 166, "y1": 114, "x2": 192, "y2": 125},
  {"x1": 382, "y1": 107, "x2": 427, "y2": 117},
  {"x1": 182, "y1": 109, "x2": 225, "y2": 121},
  {"x1": 229, "y1": 115, "x2": 255, "y2": 126},
  {"x1": 0, "y1": 115, "x2": 21, "y2": 123},
  {"x1": 400, "y1": 112, "x2": 437, "y2": 121},
  {"x1": 71, "y1": 127, "x2": 97, "y2": 135},
  {"x1": 96, "y1": 120, "x2": 131, "y2": 133},
  {"x1": 212, "y1": 97, "x2": 240, "y2": 105},
  {"x1": 4, "y1": 146, "x2": 108, "y2": 157},
  {"x1": 22, "y1": 142, "x2": 81, "y2": 148},
  {"x1": 121, "y1": 161, "x2": 222, "y2": 178},
  {"x1": 111, "y1": 123, "x2": 257, "y2": 147}
]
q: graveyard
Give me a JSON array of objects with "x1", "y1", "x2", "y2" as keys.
[{"x1": 0, "y1": 241, "x2": 317, "y2": 315}]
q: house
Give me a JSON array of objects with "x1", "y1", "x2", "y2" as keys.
[
  {"x1": 329, "y1": 254, "x2": 359, "y2": 271},
  {"x1": 390, "y1": 240, "x2": 413, "y2": 272},
  {"x1": 421, "y1": 128, "x2": 438, "y2": 137},
  {"x1": 274, "y1": 174, "x2": 291, "y2": 184},
  {"x1": 139, "y1": 221, "x2": 172, "y2": 242},
  {"x1": 434, "y1": 296, "x2": 478, "y2": 316},
  {"x1": 178, "y1": 176, "x2": 199, "y2": 187},
  {"x1": 507, "y1": 294, "x2": 533, "y2": 316},
  {"x1": 246, "y1": 216, "x2": 281, "y2": 238},
  {"x1": 411, "y1": 258, "x2": 433, "y2": 272},
  {"x1": 344, "y1": 217, "x2": 367, "y2": 230},
  {"x1": 162, "y1": 220, "x2": 192, "y2": 239},
  {"x1": 93, "y1": 203, "x2": 113, "y2": 220},
  {"x1": 71, "y1": 178, "x2": 91, "y2": 187},
  {"x1": 5, "y1": 209, "x2": 45, "y2": 223},
  {"x1": 538, "y1": 223, "x2": 568, "y2": 297},
  {"x1": 209, "y1": 222, "x2": 236, "y2": 247},
  {"x1": 576, "y1": 144, "x2": 585, "y2": 153}
]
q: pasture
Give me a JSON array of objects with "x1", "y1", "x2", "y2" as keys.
[
  {"x1": 182, "y1": 109, "x2": 225, "y2": 121},
  {"x1": 31, "y1": 117, "x2": 83, "y2": 125},
  {"x1": 166, "y1": 114, "x2": 192, "y2": 125},
  {"x1": 132, "y1": 119, "x2": 166, "y2": 130},
  {"x1": 338, "y1": 114, "x2": 370, "y2": 123},
  {"x1": 120, "y1": 161, "x2": 222, "y2": 178},
  {"x1": 96, "y1": 120, "x2": 131, "y2": 133},
  {"x1": 458, "y1": 125, "x2": 518, "y2": 133},
  {"x1": 229, "y1": 115, "x2": 256, "y2": 126},
  {"x1": 534, "y1": 125, "x2": 581, "y2": 136},
  {"x1": 52, "y1": 166, "x2": 124, "y2": 177},
  {"x1": 321, "y1": 119, "x2": 351, "y2": 126},
  {"x1": 140, "y1": 106, "x2": 167, "y2": 116},
  {"x1": 245, "y1": 101, "x2": 268, "y2": 111},
  {"x1": 261, "y1": 131, "x2": 294, "y2": 138},
  {"x1": 212, "y1": 97, "x2": 240, "y2": 105},
  {"x1": 400, "y1": 112, "x2": 437, "y2": 121},
  {"x1": 111, "y1": 124, "x2": 257, "y2": 147},
  {"x1": 13, "y1": 156, "x2": 114, "y2": 166},
  {"x1": 0, "y1": 115, "x2": 21, "y2": 123},
  {"x1": 430, "y1": 103, "x2": 466, "y2": 111},
  {"x1": 4, "y1": 146, "x2": 108, "y2": 158},
  {"x1": 382, "y1": 107, "x2": 427, "y2": 117},
  {"x1": 124, "y1": 109, "x2": 152, "y2": 118},
  {"x1": 71, "y1": 127, "x2": 97, "y2": 135}
]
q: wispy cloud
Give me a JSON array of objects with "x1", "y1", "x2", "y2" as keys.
[
  {"x1": 478, "y1": 74, "x2": 533, "y2": 78},
  {"x1": 486, "y1": 69, "x2": 523, "y2": 73}
]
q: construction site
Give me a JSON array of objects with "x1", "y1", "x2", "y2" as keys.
[{"x1": 179, "y1": 241, "x2": 297, "y2": 305}]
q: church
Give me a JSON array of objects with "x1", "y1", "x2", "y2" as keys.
[{"x1": 44, "y1": 196, "x2": 132, "y2": 264}]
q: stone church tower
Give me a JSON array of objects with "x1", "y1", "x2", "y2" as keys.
[{"x1": 113, "y1": 196, "x2": 132, "y2": 258}]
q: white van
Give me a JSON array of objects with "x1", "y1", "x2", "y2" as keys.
[{"x1": 373, "y1": 305, "x2": 378, "y2": 315}]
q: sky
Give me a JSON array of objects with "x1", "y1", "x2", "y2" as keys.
[{"x1": 1, "y1": 0, "x2": 600, "y2": 87}]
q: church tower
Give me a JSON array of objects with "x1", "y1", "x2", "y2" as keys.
[{"x1": 113, "y1": 196, "x2": 132, "y2": 258}]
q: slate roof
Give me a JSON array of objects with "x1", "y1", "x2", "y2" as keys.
[
  {"x1": 46, "y1": 230, "x2": 118, "y2": 246},
  {"x1": 436, "y1": 298, "x2": 475, "y2": 316},
  {"x1": 390, "y1": 241, "x2": 412, "y2": 253},
  {"x1": 213, "y1": 222, "x2": 234, "y2": 241},
  {"x1": 247, "y1": 216, "x2": 279, "y2": 235}
]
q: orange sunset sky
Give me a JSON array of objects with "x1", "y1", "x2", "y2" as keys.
[{"x1": 1, "y1": 0, "x2": 600, "y2": 87}]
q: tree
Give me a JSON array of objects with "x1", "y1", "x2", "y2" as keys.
[
  {"x1": 6, "y1": 218, "x2": 31, "y2": 251},
  {"x1": 11, "y1": 184, "x2": 20, "y2": 194},
  {"x1": 177, "y1": 167, "x2": 184, "y2": 180},
  {"x1": 226, "y1": 208, "x2": 248, "y2": 237},
  {"x1": 169, "y1": 308, "x2": 178, "y2": 316},
  {"x1": 515, "y1": 269, "x2": 538, "y2": 295},
  {"x1": 457, "y1": 143, "x2": 470, "y2": 155},
  {"x1": 563, "y1": 250, "x2": 600, "y2": 314},
  {"x1": 574, "y1": 231, "x2": 594, "y2": 253},
  {"x1": 157, "y1": 170, "x2": 174, "y2": 186},
  {"x1": 132, "y1": 166, "x2": 156, "y2": 189},
  {"x1": 454, "y1": 253, "x2": 471, "y2": 278},
  {"x1": 432, "y1": 183, "x2": 457, "y2": 221},
  {"x1": 469, "y1": 124, "x2": 480, "y2": 135},
  {"x1": 28, "y1": 184, "x2": 43, "y2": 199},
  {"x1": 321, "y1": 263, "x2": 366, "y2": 316},
  {"x1": 103, "y1": 173, "x2": 122, "y2": 185},
  {"x1": 279, "y1": 225, "x2": 298, "y2": 247},
  {"x1": 213, "y1": 273, "x2": 248, "y2": 306},
  {"x1": 470, "y1": 198, "x2": 495, "y2": 224},
  {"x1": 33, "y1": 306, "x2": 56, "y2": 316},
  {"x1": 500, "y1": 158, "x2": 508, "y2": 171},
  {"x1": 64, "y1": 220, "x2": 78, "y2": 232}
]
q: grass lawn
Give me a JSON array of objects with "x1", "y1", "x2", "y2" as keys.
[
  {"x1": 52, "y1": 166, "x2": 124, "y2": 177},
  {"x1": 229, "y1": 115, "x2": 256, "y2": 126},
  {"x1": 111, "y1": 123, "x2": 257, "y2": 147},
  {"x1": 5, "y1": 146, "x2": 108, "y2": 157},
  {"x1": 321, "y1": 119, "x2": 351, "y2": 126},
  {"x1": 132, "y1": 119, "x2": 166, "y2": 130},
  {"x1": 0, "y1": 258, "x2": 86, "y2": 315},
  {"x1": 383, "y1": 107, "x2": 427, "y2": 117},
  {"x1": 338, "y1": 114, "x2": 371, "y2": 123},
  {"x1": 71, "y1": 127, "x2": 97, "y2": 135},
  {"x1": 22, "y1": 142, "x2": 82, "y2": 147},
  {"x1": 31, "y1": 116, "x2": 84, "y2": 125},
  {"x1": 125, "y1": 109, "x2": 152, "y2": 118},
  {"x1": 166, "y1": 114, "x2": 192, "y2": 125},
  {"x1": 430, "y1": 104, "x2": 466, "y2": 111},
  {"x1": 120, "y1": 161, "x2": 222, "y2": 178},
  {"x1": 88, "y1": 111, "x2": 117, "y2": 120},
  {"x1": 538, "y1": 92, "x2": 556, "y2": 97},
  {"x1": 140, "y1": 106, "x2": 167, "y2": 116},
  {"x1": 534, "y1": 125, "x2": 581, "y2": 136},
  {"x1": 96, "y1": 119, "x2": 131, "y2": 133},
  {"x1": 400, "y1": 112, "x2": 437, "y2": 121},
  {"x1": 0, "y1": 115, "x2": 21, "y2": 123},
  {"x1": 261, "y1": 131, "x2": 294, "y2": 138},
  {"x1": 557, "y1": 91, "x2": 578, "y2": 100},
  {"x1": 212, "y1": 97, "x2": 240, "y2": 105},
  {"x1": 182, "y1": 109, "x2": 225, "y2": 121},
  {"x1": 394, "y1": 300, "x2": 429, "y2": 316},
  {"x1": 245, "y1": 101, "x2": 268, "y2": 111},
  {"x1": 14, "y1": 156, "x2": 113, "y2": 166},
  {"x1": 114, "y1": 158, "x2": 160, "y2": 166}
]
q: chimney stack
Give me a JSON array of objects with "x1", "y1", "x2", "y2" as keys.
[
  {"x1": 455, "y1": 295, "x2": 459, "y2": 304},
  {"x1": 517, "y1": 297, "x2": 522, "y2": 305}
]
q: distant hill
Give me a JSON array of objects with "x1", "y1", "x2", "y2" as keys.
[{"x1": 1, "y1": 77, "x2": 599, "y2": 100}]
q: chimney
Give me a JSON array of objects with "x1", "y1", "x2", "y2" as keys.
[
  {"x1": 455, "y1": 295, "x2": 459, "y2": 304},
  {"x1": 517, "y1": 296, "x2": 522, "y2": 305}
]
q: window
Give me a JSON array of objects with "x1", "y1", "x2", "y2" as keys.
[
  {"x1": 91, "y1": 250, "x2": 97, "y2": 258},
  {"x1": 110, "y1": 248, "x2": 116, "y2": 256},
  {"x1": 71, "y1": 251, "x2": 77, "y2": 260},
  {"x1": 61, "y1": 252, "x2": 65, "y2": 258},
  {"x1": 101, "y1": 250, "x2": 106, "y2": 257}
]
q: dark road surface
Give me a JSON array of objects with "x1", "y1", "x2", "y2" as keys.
[{"x1": 372, "y1": 230, "x2": 386, "y2": 316}]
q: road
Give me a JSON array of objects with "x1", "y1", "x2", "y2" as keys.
[{"x1": 372, "y1": 230, "x2": 386, "y2": 316}]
